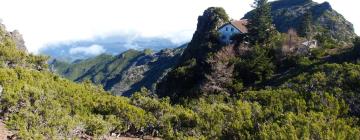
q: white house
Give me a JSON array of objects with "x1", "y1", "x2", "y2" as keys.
[
  {"x1": 218, "y1": 20, "x2": 248, "y2": 43},
  {"x1": 301, "y1": 40, "x2": 318, "y2": 49}
]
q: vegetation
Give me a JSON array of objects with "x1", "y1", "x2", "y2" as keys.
[
  {"x1": 0, "y1": 28, "x2": 154, "y2": 139},
  {"x1": 300, "y1": 10, "x2": 313, "y2": 40},
  {"x1": 247, "y1": 0, "x2": 276, "y2": 45}
]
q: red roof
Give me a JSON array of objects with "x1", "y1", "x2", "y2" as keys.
[{"x1": 230, "y1": 20, "x2": 248, "y2": 33}]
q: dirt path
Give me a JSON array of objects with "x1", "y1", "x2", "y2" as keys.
[{"x1": 0, "y1": 120, "x2": 12, "y2": 140}]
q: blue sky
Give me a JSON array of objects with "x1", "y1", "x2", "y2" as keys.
[{"x1": 0, "y1": 0, "x2": 358, "y2": 53}]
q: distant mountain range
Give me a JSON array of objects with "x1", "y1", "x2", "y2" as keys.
[
  {"x1": 50, "y1": 44, "x2": 186, "y2": 96},
  {"x1": 40, "y1": 34, "x2": 182, "y2": 62}
]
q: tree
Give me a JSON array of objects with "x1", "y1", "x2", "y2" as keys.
[
  {"x1": 300, "y1": 11, "x2": 313, "y2": 40},
  {"x1": 352, "y1": 36, "x2": 360, "y2": 58},
  {"x1": 234, "y1": 44, "x2": 275, "y2": 86},
  {"x1": 281, "y1": 28, "x2": 300, "y2": 56},
  {"x1": 247, "y1": 0, "x2": 276, "y2": 46},
  {"x1": 354, "y1": 37, "x2": 360, "y2": 47}
]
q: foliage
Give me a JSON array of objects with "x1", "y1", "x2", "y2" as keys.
[
  {"x1": 130, "y1": 88, "x2": 360, "y2": 139},
  {"x1": 233, "y1": 45, "x2": 275, "y2": 86},
  {"x1": 247, "y1": 0, "x2": 277, "y2": 46},
  {"x1": 299, "y1": 10, "x2": 313, "y2": 40},
  {"x1": 0, "y1": 34, "x2": 154, "y2": 138},
  {"x1": 0, "y1": 67, "x2": 154, "y2": 139}
]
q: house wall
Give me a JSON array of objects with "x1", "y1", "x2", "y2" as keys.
[{"x1": 218, "y1": 24, "x2": 241, "y2": 43}]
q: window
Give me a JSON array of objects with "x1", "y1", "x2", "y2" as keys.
[
  {"x1": 231, "y1": 28, "x2": 234, "y2": 32},
  {"x1": 226, "y1": 27, "x2": 228, "y2": 31}
]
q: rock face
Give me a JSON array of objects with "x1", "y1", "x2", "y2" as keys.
[
  {"x1": 0, "y1": 23, "x2": 28, "y2": 53},
  {"x1": 51, "y1": 45, "x2": 185, "y2": 96},
  {"x1": 156, "y1": 7, "x2": 230, "y2": 101},
  {"x1": 109, "y1": 47, "x2": 185, "y2": 96},
  {"x1": 9, "y1": 30, "x2": 27, "y2": 53},
  {"x1": 244, "y1": 0, "x2": 357, "y2": 43}
]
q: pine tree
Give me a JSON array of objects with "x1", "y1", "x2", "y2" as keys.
[
  {"x1": 300, "y1": 11, "x2": 313, "y2": 40},
  {"x1": 247, "y1": 0, "x2": 275, "y2": 46}
]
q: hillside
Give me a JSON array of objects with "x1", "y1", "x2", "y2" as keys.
[
  {"x1": 51, "y1": 45, "x2": 185, "y2": 96},
  {"x1": 0, "y1": 23, "x2": 153, "y2": 139},
  {"x1": 244, "y1": 0, "x2": 356, "y2": 43}
]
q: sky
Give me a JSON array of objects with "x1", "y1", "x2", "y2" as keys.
[{"x1": 0, "y1": 0, "x2": 359, "y2": 53}]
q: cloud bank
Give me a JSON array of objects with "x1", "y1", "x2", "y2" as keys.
[
  {"x1": 39, "y1": 34, "x2": 179, "y2": 61},
  {"x1": 69, "y1": 44, "x2": 105, "y2": 56}
]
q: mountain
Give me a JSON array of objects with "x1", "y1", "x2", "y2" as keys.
[
  {"x1": 40, "y1": 34, "x2": 180, "y2": 62},
  {"x1": 50, "y1": 45, "x2": 186, "y2": 96},
  {"x1": 244, "y1": 0, "x2": 357, "y2": 43}
]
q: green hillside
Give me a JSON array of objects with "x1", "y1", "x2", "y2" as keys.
[{"x1": 0, "y1": 25, "x2": 152, "y2": 139}]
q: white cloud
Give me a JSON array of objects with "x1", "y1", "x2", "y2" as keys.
[
  {"x1": 69, "y1": 44, "x2": 105, "y2": 56},
  {"x1": 0, "y1": 0, "x2": 358, "y2": 53}
]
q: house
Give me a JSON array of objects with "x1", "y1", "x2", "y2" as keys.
[
  {"x1": 218, "y1": 20, "x2": 248, "y2": 43},
  {"x1": 293, "y1": 40, "x2": 318, "y2": 55},
  {"x1": 301, "y1": 40, "x2": 318, "y2": 49}
]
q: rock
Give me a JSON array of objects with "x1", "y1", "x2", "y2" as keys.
[
  {"x1": 0, "y1": 22, "x2": 28, "y2": 53},
  {"x1": 156, "y1": 7, "x2": 230, "y2": 100},
  {"x1": 9, "y1": 30, "x2": 27, "y2": 53},
  {"x1": 0, "y1": 85, "x2": 2, "y2": 96}
]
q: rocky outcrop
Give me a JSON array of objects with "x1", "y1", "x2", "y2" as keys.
[
  {"x1": 244, "y1": 0, "x2": 357, "y2": 43},
  {"x1": 109, "y1": 47, "x2": 185, "y2": 96},
  {"x1": 9, "y1": 30, "x2": 27, "y2": 53},
  {"x1": 156, "y1": 7, "x2": 230, "y2": 101},
  {"x1": 0, "y1": 23, "x2": 28, "y2": 53}
]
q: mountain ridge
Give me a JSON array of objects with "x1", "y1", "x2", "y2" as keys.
[
  {"x1": 244, "y1": 0, "x2": 356, "y2": 43},
  {"x1": 51, "y1": 45, "x2": 186, "y2": 96}
]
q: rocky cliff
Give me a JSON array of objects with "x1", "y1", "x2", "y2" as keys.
[
  {"x1": 156, "y1": 7, "x2": 230, "y2": 101},
  {"x1": 0, "y1": 23, "x2": 28, "y2": 52}
]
